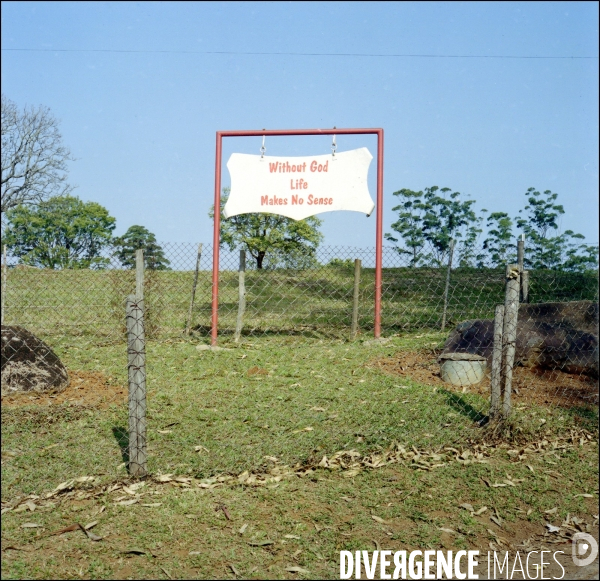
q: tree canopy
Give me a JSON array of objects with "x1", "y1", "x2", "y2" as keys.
[
  {"x1": 515, "y1": 188, "x2": 598, "y2": 271},
  {"x1": 3, "y1": 195, "x2": 115, "y2": 269},
  {"x1": 113, "y1": 225, "x2": 170, "y2": 270},
  {"x1": 210, "y1": 188, "x2": 323, "y2": 269},
  {"x1": 481, "y1": 211, "x2": 516, "y2": 267},
  {"x1": 386, "y1": 185, "x2": 597, "y2": 272},
  {"x1": 385, "y1": 186, "x2": 481, "y2": 267},
  {"x1": 1, "y1": 94, "x2": 73, "y2": 214}
]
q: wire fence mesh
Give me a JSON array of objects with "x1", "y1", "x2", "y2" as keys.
[
  {"x1": 2, "y1": 242, "x2": 597, "y2": 338},
  {"x1": 1, "y1": 241, "x2": 598, "y2": 478}
]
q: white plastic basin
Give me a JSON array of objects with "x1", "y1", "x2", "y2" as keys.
[{"x1": 439, "y1": 353, "x2": 487, "y2": 386}]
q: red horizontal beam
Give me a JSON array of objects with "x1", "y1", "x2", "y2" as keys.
[{"x1": 217, "y1": 128, "x2": 382, "y2": 137}]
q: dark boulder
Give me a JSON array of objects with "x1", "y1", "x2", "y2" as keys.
[
  {"x1": 442, "y1": 301, "x2": 598, "y2": 376},
  {"x1": 1, "y1": 325, "x2": 69, "y2": 394}
]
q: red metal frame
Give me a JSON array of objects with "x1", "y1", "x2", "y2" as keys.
[{"x1": 211, "y1": 128, "x2": 384, "y2": 345}]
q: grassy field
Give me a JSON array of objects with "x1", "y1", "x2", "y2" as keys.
[
  {"x1": 3, "y1": 265, "x2": 597, "y2": 343},
  {"x1": 1, "y1": 265, "x2": 598, "y2": 578},
  {"x1": 2, "y1": 331, "x2": 598, "y2": 579}
]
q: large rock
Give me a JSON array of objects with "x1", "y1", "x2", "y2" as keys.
[
  {"x1": 442, "y1": 301, "x2": 598, "y2": 376},
  {"x1": 1, "y1": 325, "x2": 69, "y2": 394}
]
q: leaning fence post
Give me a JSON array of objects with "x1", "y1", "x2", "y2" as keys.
[
  {"x1": 441, "y1": 239, "x2": 455, "y2": 331},
  {"x1": 350, "y1": 258, "x2": 362, "y2": 340},
  {"x1": 185, "y1": 243, "x2": 203, "y2": 335},
  {"x1": 521, "y1": 270, "x2": 529, "y2": 303},
  {"x1": 1, "y1": 245, "x2": 7, "y2": 325},
  {"x1": 517, "y1": 235, "x2": 529, "y2": 303},
  {"x1": 136, "y1": 249, "x2": 144, "y2": 300},
  {"x1": 126, "y1": 295, "x2": 147, "y2": 477},
  {"x1": 517, "y1": 237, "x2": 524, "y2": 272},
  {"x1": 490, "y1": 305, "x2": 505, "y2": 419},
  {"x1": 502, "y1": 264, "x2": 520, "y2": 418},
  {"x1": 234, "y1": 250, "x2": 246, "y2": 343}
]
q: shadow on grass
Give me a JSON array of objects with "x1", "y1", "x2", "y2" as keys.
[
  {"x1": 440, "y1": 389, "x2": 487, "y2": 424},
  {"x1": 112, "y1": 426, "x2": 129, "y2": 465}
]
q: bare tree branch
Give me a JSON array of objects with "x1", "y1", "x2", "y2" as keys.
[{"x1": 1, "y1": 94, "x2": 74, "y2": 213}]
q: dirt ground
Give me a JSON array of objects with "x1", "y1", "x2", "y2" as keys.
[
  {"x1": 372, "y1": 349, "x2": 599, "y2": 410},
  {"x1": 0, "y1": 370, "x2": 126, "y2": 409}
]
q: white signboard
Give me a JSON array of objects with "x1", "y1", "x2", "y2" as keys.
[{"x1": 223, "y1": 147, "x2": 374, "y2": 221}]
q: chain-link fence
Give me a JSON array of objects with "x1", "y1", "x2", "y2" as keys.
[
  {"x1": 1, "y1": 242, "x2": 598, "y2": 477},
  {"x1": 2, "y1": 242, "x2": 597, "y2": 339}
]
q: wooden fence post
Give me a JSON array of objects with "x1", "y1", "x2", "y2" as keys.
[
  {"x1": 517, "y1": 237, "x2": 524, "y2": 272},
  {"x1": 136, "y1": 249, "x2": 144, "y2": 300},
  {"x1": 441, "y1": 239, "x2": 455, "y2": 331},
  {"x1": 502, "y1": 264, "x2": 520, "y2": 418},
  {"x1": 517, "y1": 235, "x2": 529, "y2": 303},
  {"x1": 350, "y1": 258, "x2": 362, "y2": 340},
  {"x1": 521, "y1": 270, "x2": 529, "y2": 303},
  {"x1": 234, "y1": 250, "x2": 246, "y2": 343},
  {"x1": 1, "y1": 246, "x2": 6, "y2": 325},
  {"x1": 185, "y1": 243, "x2": 203, "y2": 335},
  {"x1": 126, "y1": 295, "x2": 147, "y2": 477},
  {"x1": 490, "y1": 304, "x2": 505, "y2": 419}
]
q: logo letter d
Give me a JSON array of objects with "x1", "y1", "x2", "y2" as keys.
[{"x1": 572, "y1": 533, "x2": 598, "y2": 567}]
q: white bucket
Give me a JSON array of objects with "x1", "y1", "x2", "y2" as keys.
[{"x1": 439, "y1": 353, "x2": 487, "y2": 386}]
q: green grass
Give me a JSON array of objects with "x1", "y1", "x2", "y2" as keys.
[
  {"x1": 2, "y1": 362, "x2": 598, "y2": 580},
  {"x1": 2, "y1": 266, "x2": 598, "y2": 579},
  {"x1": 2, "y1": 334, "x2": 598, "y2": 579},
  {"x1": 3, "y1": 333, "x2": 597, "y2": 499}
]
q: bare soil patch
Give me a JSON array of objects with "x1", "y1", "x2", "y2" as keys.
[
  {"x1": 372, "y1": 350, "x2": 599, "y2": 409},
  {"x1": 1, "y1": 370, "x2": 126, "y2": 409}
]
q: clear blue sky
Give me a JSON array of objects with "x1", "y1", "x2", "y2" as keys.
[{"x1": 2, "y1": 1, "x2": 598, "y2": 247}]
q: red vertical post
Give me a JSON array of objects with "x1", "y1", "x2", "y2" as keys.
[
  {"x1": 210, "y1": 132, "x2": 222, "y2": 345},
  {"x1": 210, "y1": 127, "x2": 383, "y2": 345},
  {"x1": 374, "y1": 129, "x2": 384, "y2": 338}
]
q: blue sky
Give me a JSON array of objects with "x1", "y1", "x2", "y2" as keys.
[{"x1": 1, "y1": 1, "x2": 598, "y2": 247}]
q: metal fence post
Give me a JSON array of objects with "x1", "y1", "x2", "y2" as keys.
[
  {"x1": 502, "y1": 264, "x2": 520, "y2": 418},
  {"x1": 185, "y1": 243, "x2": 203, "y2": 335},
  {"x1": 126, "y1": 295, "x2": 147, "y2": 477},
  {"x1": 351, "y1": 258, "x2": 362, "y2": 340},
  {"x1": 490, "y1": 305, "x2": 505, "y2": 419},
  {"x1": 234, "y1": 250, "x2": 246, "y2": 343},
  {"x1": 441, "y1": 239, "x2": 455, "y2": 331}
]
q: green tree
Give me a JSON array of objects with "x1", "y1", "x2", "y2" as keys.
[
  {"x1": 386, "y1": 186, "x2": 481, "y2": 267},
  {"x1": 481, "y1": 211, "x2": 516, "y2": 267},
  {"x1": 3, "y1": 195, "x2": 115, "y2": 269},
  {"x1": 516, "y1": 188, "x2": 598, "y2": 271},
  {"x1": 113, "y1": 225, "x2": 170, "y2": 270},
  {"x1": 210, "y1": 188, "x2": 323, "y2": 269},
  {"x1": 384, "y1": 188, "x2": 428, "y2": 266}
]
